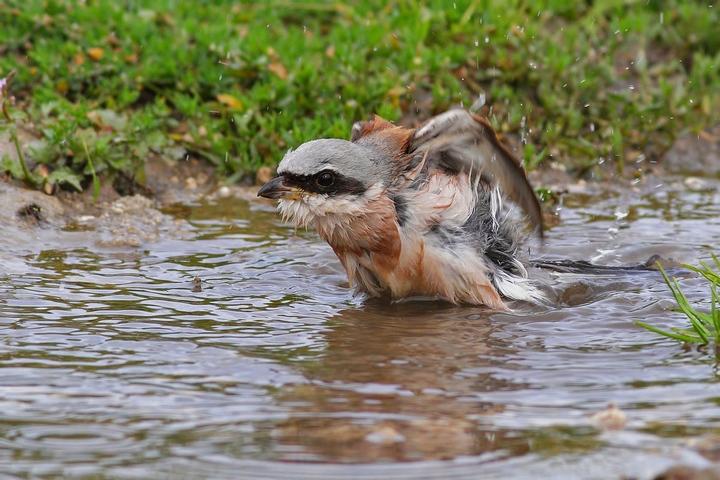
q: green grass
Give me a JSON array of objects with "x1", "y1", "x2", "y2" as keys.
[
  {"x1": 637, "y1": 256, "x2": 720, "y2": 348},
  {"x1": 1, "y1": 0, "x2": 718, "y2": 192}
]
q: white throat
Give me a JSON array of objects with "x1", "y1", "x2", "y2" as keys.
[{"x1": 278, "y1": 182, "x2": 385, "y2": 229}]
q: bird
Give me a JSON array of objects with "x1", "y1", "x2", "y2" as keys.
[{"x1": 258, "y1": 109, "x2": 544, "y2": 310}]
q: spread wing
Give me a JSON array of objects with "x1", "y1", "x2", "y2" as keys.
[{"x1": 408, "y1": 109, "x2": 543, "y2": 237}]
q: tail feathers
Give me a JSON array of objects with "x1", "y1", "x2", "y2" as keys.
[
  {"x1": 530, "y1": 254, "x2": 676, "y2": 275},
  {"x1": 493, "y1": 259, "x2": 546, "y2": 303}
]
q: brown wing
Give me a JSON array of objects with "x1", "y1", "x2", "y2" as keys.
[
  {"x1": 350, "y1": 115, "x2": 413, "y2": 178},
  {"x1": 350, "y1": 115, "x2": 397, "y2": 142},
  {"x1": 408, "y1": 109, "x2": 543, "y2": 237}
]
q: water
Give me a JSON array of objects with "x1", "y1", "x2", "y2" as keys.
[{"x1": 1, "y1": 176, "x2": 719, "y2": 479}]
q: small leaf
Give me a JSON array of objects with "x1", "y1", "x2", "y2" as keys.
[
  {"x1": 46, "y1": 167, "x2": 83, "y2": 191},
  {"x1": 88, "y1": 47, "x2": 104, "y2": 61},
  {"x1": 267, "y1": 61, "x2": 288, "y2": 80},
  {"x1": 635, "y1": 322, "x2": 700, "y2": 343},
  {"x1": 1, "y1": 154, "x2": 24, "y2": 178},
  {"x1": 216, "y1": 94, "x2": 244, "y2": 111}
]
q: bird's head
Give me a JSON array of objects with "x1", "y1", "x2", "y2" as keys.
[{"x1": 257, "y1": 139, "x2": 389, "y2": 227}]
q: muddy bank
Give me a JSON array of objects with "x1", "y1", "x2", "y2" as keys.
[
  {"x1": 0, "y1": 156, "x2": 210, "y2": 256},
  {"x1": 662, "y1": 125, "x2": 720, "y2": 176},
  {"x1": 1, "y1": 124, "x2": 718, "y2": 257}
]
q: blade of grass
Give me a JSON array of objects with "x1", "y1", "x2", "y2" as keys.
[
  {"x1": 673, "y1": 276, "x2": 711, "y2": 334},
  {"x1": 712, "y1": 254, "x2": 720, "y2": 271},
  {"x1": 712, "y1": 281, "x2": 720, "y2": 341},
  {"x1": 635, "y1": 322, "x2": 701, "y2": 343},
  {"x1": 659, "y1": 264, "x2": 709, "y2": 344},
  {"x1": 82, "y1": 140, "x2": 100, "y2": 203},
  {"x1": 669, "y1": 274, "x2": 710, "y2": 336},
  {"x1": 685, "y1": 262, "x2": 720, "y2": 283}
]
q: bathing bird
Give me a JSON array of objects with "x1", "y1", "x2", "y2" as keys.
[{"x1": 258, "y1": 109, "x2": 544, "y2": 309}]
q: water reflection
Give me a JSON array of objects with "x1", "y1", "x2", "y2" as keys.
[{"x1": 272, "y1": 303, "x2": 513, "y2": 462}]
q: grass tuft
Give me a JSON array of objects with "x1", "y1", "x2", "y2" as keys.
[{"x1": 637, "y1": 256, "x2": 720, "y2": 347}]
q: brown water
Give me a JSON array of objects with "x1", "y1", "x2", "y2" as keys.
[{"x1": 1, "y1": 177, "x2": 720, "y2": 479}]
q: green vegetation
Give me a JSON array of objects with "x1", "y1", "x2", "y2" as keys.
[
  {"x1": 637, "y1": 256, "x2": 720, "y2": 348},
  {"x1": 1, "y1": 1, "x2": 718, "y2": 192}
]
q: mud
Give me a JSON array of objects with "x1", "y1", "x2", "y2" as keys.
[
  {"x1": 663, "y1": 125, "x2": 720, "y2": 176},
  {"x1": 2, "y1": 123, "x2": 718, "y2": 254}
]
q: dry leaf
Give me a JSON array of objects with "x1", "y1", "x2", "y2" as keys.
[
  {"x1": 216, "y1": 93, "x2": 244, "y2": 110},
  {"x1": 268, "y1": 62, "x2": 288, "y2": 80},
  {"x1": 88, "y1": 47, "x2": 104, "y2": 61},
  {"x1": 56, "y1": 79, "x2": 69, "y2": 94},
  {"x1": 385, "y1": 86, "x2": 404, "y2": 99}
]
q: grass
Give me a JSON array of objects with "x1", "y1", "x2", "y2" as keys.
[
  {"x1": 637, "y1": 255, "x2": 720, "y2": 348},
  {"x1": 0, "y1": 0, "x2": 718, "y2": 192}
]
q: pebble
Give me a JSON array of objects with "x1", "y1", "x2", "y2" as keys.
[
  {"x1": 364, "y1": 426, "x2": 406, "y2": 445},
  {"x1": 683, "y1": 176, "x2": 714, "y2": 191},
  {"x1": 590, "y1": 403, "x2": 627, "y2": 431},
  {"x1": 217, "y1": 186, "x2": 231, "y2": 198}
]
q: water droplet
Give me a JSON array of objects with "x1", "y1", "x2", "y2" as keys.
[
  {"x1": 614, "y1": 206, "x2": 629, "y2": 220},
  {"x1": 484, "y1": 36, "x2": 489, "y2": 43},
  {"x1": 590, "y1": 123, "x2": 595, "y2": 131}
]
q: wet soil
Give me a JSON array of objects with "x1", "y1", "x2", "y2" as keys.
[{"x1": 3, "y1": 123, "x2": 718, "y2": 252}]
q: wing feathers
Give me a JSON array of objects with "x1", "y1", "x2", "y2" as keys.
[
  {"x1": 409, "y1": 110, "x2": 543, "y2": 237},
  {"x1": 351, "y1": 115, "x2": 397, "y2": 142}
]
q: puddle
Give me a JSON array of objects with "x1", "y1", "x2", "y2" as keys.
[{"x1": 1, "y1": 176, "x2": 720, "y2": 478}]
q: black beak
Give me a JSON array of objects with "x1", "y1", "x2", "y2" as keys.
[{"x1": 257, "y1": 175, "x2": 295, "y2": 199}]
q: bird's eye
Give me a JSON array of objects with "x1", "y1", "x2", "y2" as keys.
[{"x1": 316, "y1": 171, "x2": 335, "y2": 187}]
